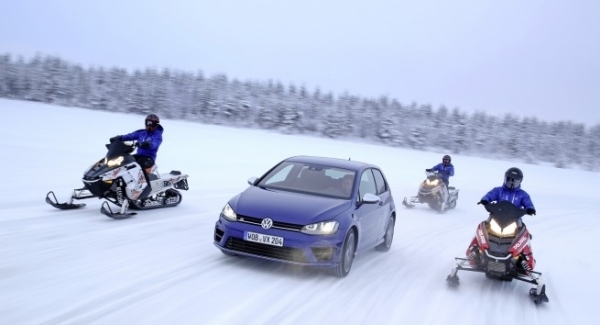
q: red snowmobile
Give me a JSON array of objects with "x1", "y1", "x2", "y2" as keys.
[{"x1": 446, "y1": 201, "x2": 549, "y2": 304}]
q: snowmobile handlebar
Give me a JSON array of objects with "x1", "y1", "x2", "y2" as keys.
[
  {"x1": 483, "y1": 201, "x2": 526, "y2": 219},
  {"x1": 105, "y1": 140, "x2": 137, "y2": 157},
  {"x1": 425, "y1": 170, "x2": 440, "y2": 178}
]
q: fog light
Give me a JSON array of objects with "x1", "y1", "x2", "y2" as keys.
[{"x1": 311, "y1": 247, "x2": 334, "y2": 261}]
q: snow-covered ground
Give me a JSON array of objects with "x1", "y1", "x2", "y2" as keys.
[{"x1": 1, "y1": 98, "x2": 598, "y2": 325}]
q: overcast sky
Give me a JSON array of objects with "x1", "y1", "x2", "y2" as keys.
[{"x1": 2, "y1": 0, "x2": 599, "y2": 126}]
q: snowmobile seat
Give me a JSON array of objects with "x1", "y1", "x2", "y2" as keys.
[
  {"x1": 170, "y1": 170, "x2": 181, "y2": 175},
  {"x1": 448, "y1": 186, "x2": 455, "y2": 190}
]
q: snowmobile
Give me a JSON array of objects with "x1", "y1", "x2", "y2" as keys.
[
  {"x1": 445, "y1": 201, "x2": 549, "y2": 304},
  {"x1": 46, "y1": 139, "x2": 189, "y2": 219},
  {"x1": 402, "y1": 169, "x2": 458, "y2": 212}
]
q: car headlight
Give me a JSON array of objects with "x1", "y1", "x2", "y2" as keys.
[
  {"x1": 301, "y1": 220, "x2": 339, "y2": 235},
  {"x1": 105, "y1": 156, "x2": 124, "y2": 167},
  {"x1": 489, "y1": 219, "x2": 518, "y2": 237},
  {"x1": 221, "y1": 203, "x2": 237, "y2": 221}
]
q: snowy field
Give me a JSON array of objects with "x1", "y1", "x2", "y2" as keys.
[{"x1": 0, "y1": 98, "x2": 598, "y2": 325}]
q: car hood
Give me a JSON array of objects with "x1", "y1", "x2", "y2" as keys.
[{"x1": 231, "y1": 186, "x2": 352, "y2": 224}]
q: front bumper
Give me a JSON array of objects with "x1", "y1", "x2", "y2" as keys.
[{"x1": 213, "y1": 216, "x2": 345, "y2": 266}]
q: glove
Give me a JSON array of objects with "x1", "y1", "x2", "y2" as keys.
[
  {"x1": 477, "y1": 200, "x2": 489, "y2": 205},
  {"x1": 110, "y1": 136, "x2": 121, "y2": 142},
  {"x1": 425, "y1": 169, "x2": 433, "y2": 172},
  {"x1": 139, "y1": 141, "x2": 151, "y2": 149},
  {"x1": 526, "y1": 208, "x2": 536, "y2": 216}
]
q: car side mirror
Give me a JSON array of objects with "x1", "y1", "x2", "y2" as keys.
[
  {"x1": 362, "y1": 193, "x2": 380, "y2": 204},
  {"x1": 247, "y1": 177, "x2": 258, "y2": 186}
]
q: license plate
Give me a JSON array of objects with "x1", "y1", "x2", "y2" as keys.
[{"x1": 244, "y1": 231, "x2": 284, "y2": 247}]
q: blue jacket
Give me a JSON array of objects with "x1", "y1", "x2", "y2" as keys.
[
  {"x1": 481, "y1": 185, "x2": 535, "y2": 210},
  {"x1": 120, "y1": 125, "x2": 163, "y2": 161},
  {"x1": 432, "y1": 163, "x2": 454, "y2": 181}
]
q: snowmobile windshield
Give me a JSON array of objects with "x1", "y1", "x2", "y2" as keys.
[
  {"x1": 484, "y1": 201, "x2": 526, "y2": 228},
  {"x1": 425, "y1": 171, "x2": 438, "y2": 178},
  {"x1": 104, "y1": 141, "x2": 135, "y2": 159}
]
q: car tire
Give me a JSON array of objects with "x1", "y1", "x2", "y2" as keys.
[
  {"x1": 330, "y1": 229, "x2": 357, "y2": 278},
  {"x1": 375, "y1": 215, "x2": 395, "y2": 252}
]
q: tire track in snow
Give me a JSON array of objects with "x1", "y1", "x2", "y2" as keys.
[{"x1": 38, "y1": 256, "x2": 222, "y2": 325}]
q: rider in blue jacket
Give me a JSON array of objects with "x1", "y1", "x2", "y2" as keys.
[
  {"x1": 426, "y1": 155, "x2": 454, "y2": 209},
  {"x1": 474, "y1": 167, "x2": 537, "y2": 274},
  {"x1": 428, "y1": 154, "x2": 454, "y2": 187},
  {"x1": 110, "y1": 114, "x2": 163, "y2": 174},
  {"x1": 478, "y1": 167, "x2": 536, "y2": 215}
]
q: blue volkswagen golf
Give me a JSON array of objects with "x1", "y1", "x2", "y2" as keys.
[{"x1": 213, "y1": 156, "x2": 397, "y2": 277}]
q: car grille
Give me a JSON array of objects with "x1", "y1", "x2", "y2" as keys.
[
  {"x1": 237, "y1": 214, "x2": 304, "y2": 231},
  {"x1": 225, "y1": 237, "x2": 308, "y2": 263}
]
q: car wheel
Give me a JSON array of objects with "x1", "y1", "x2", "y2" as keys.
[
  {"x1": 330, "y1": 229, "x2": 357, "y2": 278},
  {"x1": 376, "y1": 215, "x2": 395, "y2": 252}
]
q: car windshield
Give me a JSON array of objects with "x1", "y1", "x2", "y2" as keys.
[{"x1": 257, "y1": 161, "x2": 356, "y2": 199}]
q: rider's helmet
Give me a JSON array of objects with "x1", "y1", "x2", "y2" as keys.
[
  {"x1": 145, "y1": 114, "x2": 160, "y2": 132},
  {"x1": 504, "y1": 167, "x2": 523, "y2": 189},
  {"x1": 442, "y1": 155, "x2": 451, "y2": 166}
]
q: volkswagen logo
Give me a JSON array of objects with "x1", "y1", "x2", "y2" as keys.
[{"x1": 261, "y1": 218, "x2": 273, "y2": 229}]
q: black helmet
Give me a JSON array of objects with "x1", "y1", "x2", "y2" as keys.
[
  {"x1": 504, "y1": 167, "x2": 523, "y2": 189},
  {"x1": 145, "y1": 114, "x2": 160, "y2": 130},
  {"x1": 442, "y1": 155, "x2": 451, "y2": 165}
]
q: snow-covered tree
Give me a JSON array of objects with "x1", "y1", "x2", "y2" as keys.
[{"x1": 0, "y1": 51, "x2": 599, "y2": 173}]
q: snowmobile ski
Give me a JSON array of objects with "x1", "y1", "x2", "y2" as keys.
[
  {"x1": 401, "y1": 197, "x2": 415, "y2": 208},
  {"x1": 529, "y1": 284, "x2": 549, "y2": 304},
  {"x1": 45, "y1": 191, "x2": 87, "y2": 210},
  {"x1": 100, "y1": 201, "x2": 137, "y2": 219},
  {"x1": 446, "y1": 257, "x2": 549, "y2": 303}
]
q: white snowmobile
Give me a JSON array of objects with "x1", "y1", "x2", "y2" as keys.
[
  {"x1": 46, "y1": 139, "x2": 189, "y2": 219},
  {"x1": 402, "y1": 169, "x2": 459, "y2": 212}
]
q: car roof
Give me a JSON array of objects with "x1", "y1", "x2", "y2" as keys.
[{"x1": 285, "y1": 155, "x2": 379, "y2": 171}]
